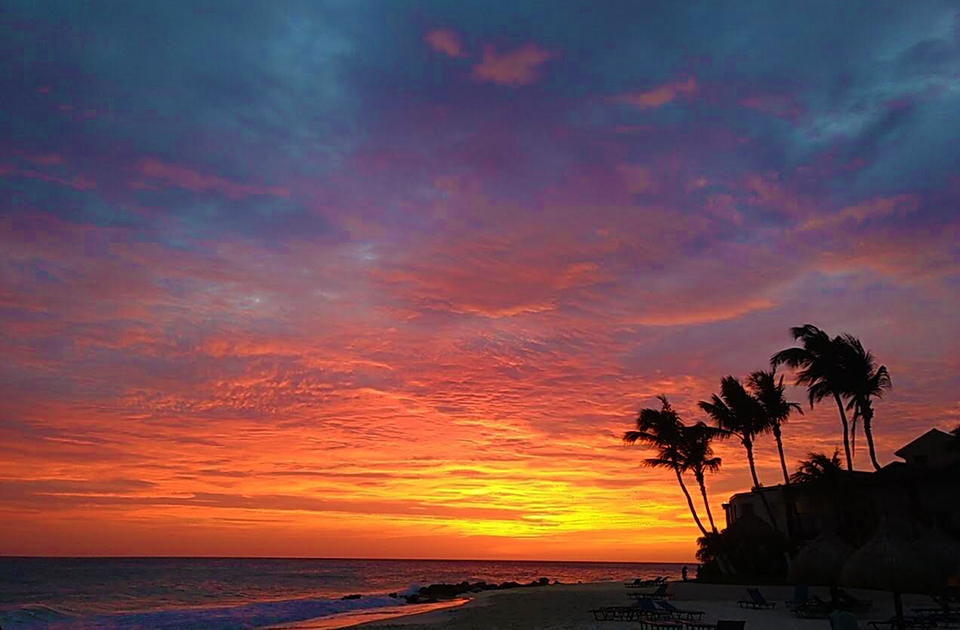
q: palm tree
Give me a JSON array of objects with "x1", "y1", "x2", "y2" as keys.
[
  {"x1": 699, "y1": 376, "x2": 779, "y2": 532},
  {"x1": 748, "y1": 368, "x2": 803, "y2": 485},
  {"x1": 790, "y1": 449, "x2": 843, "y2": 484},
  {"x1": 772, "y1": 324, "x2": 856, "y2": 471},
  {"x1": 840, "y1": 334, "x2": 891, "y2": 471},
  {"x1": 623, "y1": 396, "x2": 709, "y2": 537},
  {"x1": 680, "y1": 422, "x2": 724, "y2": 533}
]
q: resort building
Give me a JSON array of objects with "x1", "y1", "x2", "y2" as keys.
[{"x1": 722, "y1": 428, "x2": 960, "y2": 541}]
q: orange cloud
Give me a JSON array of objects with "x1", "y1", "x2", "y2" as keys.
[
  {"x1": 424, "y1": 29, "x2": 464, "y2": 58},
  {"x1": 610, "y1": 77, "x2": 699, "y2": 109},
  {"x1": 472, "y1": 44, "x2": 556, "y2": 86}
]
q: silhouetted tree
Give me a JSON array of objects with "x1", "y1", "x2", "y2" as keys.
[
  {"x1": 772, "y1": 325, "x2": 856, "y2": 471},
  {"x1": 840, "y1": 334, "x2": 891, "y2": 471},
  {"x1": 624, "y1": 396, "x2": 709, "y2": 537},
  {"x1": 790, "y1": 449, "x2": 843, "y2": 484},
  {"x1": 680, "y1": 422, "x2": 725, "y2": 533},
  {"x1": 699, "y1": 376, "x2": 779, "y2": 532},
  {"x1": 748, "y1": 368, "x2": 803, "y2": 485}
]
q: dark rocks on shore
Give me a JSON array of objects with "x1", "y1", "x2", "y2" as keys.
[
  {"x1": 401, "y1": 577, "x2": 555, "y2": 604},
  {"x1": 341, "y1": 594, "x2": 363, "y2": 600}
]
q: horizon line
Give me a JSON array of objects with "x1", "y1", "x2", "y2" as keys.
[{"x1": 0, "y1": 554, "x2": 694, "y2": 564}]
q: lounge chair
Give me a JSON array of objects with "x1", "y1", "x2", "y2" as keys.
[
  {"x1": 657, "y1": 600, "x2": 705, "y2": 621},
  {"x1": 630, "y1": 583, "x2": 672, "y2": 600},
  {"x1": 912, "y1": 605, "x2": 960, "y2": 625},
  {"x1": 626, "y1": 576, "x2": 666, "y2": 588},
  {"x1": 834, "y1": 589, "x2": 872, "y2": 613},
  {"x1": 592, "y1": 598, "x2": 670, "y2": 622},
  {"x1": 786, "y1": 584, "x2": 810, "y2": 610},
  {"x1": 639, "y1": 621, "x2": 681, "y2": 630},
  {"x1": 793, "y1": 596, "x2": 832, "y2": 619},
  {"x1": 737, "y1": 588, "x2": 776, "y2": 610},
  {"x1": 866, "y1": 616, "x2": 938, "y2": 630},
  {"x1": 634, "y1": 597, "x2": 673, "y2": 618},
  {"x1": 680, "y1": 621, "x2": 745, "y2": 630}
]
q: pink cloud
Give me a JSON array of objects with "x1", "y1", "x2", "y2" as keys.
[
  {"x1": 424, "y1": 29, "x2": 464, "y2": 58},
  {"x1": 609, "y1": 77, "x2": 699, "y2": 109},
  {"x1": 740, "y1": 93, "x2": 804, "y2": 121},
  {"x1": 137, "y1": 158, "x2": 290, "y2": 199},
  {"x1": 472, "y1": 44, "x2": 556, "y2": 86}
]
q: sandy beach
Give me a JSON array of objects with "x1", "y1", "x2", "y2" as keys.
[{"x1": 307, "y1": 581, "x2": 937, "y2": 630}]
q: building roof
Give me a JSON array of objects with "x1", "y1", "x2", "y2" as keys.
[{"x1": 893, "y1": 428, "x2": 956, "y2": 460}]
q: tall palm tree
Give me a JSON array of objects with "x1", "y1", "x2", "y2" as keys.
[
  {"x1": 790, "y1": 449, "x2": 843, "y2": 484},
  {"x1": 623, "y1": 396, "x2": 709, "y2": 537},
  {"x1": 840, "y1": 334, "x2": 891, "y2": 471},
  {"x1": 699, "y1": 376, "x2": 779, "y2": 532},
  {"x1": 748, "y1": 368, "x2": 803, "y2": 485},
  {"x1": 772, "y1": 324, "x2": 856, "y2": 471},
  {"x1": 680, "y1": 422, "x2": 724, "y2": 533}
]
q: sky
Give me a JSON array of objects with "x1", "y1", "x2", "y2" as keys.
[{"x1": 2, "y1": 1, "x2": 959, "y2": 562}]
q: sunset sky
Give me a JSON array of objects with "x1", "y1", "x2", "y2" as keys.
[{"x1": 2, "y1": 1, "x2": 959, "y2": 562}]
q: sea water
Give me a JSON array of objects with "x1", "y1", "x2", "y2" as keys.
[{"x1": 0, "y1": 557, "x2": 683, "y2": 629}]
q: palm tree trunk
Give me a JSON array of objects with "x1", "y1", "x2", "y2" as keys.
[
  {"x1": 675, "y1": 468, "x2": 709, "y2": 537},
  {"x1": 863, "y1": 412, "x2": 881, "y2": 471},
  {"x1": 695, "y1": 471, "x2": 718, "y2": 533},
  {"x1": 773, "y1": 424, "x2": 799, "y2": 541},
  {"x1": 745, "y1": 440, "x2": 780, "y2": 533},
  {"x1": 833, "y1": 392, "x2": 854, "y2": 471},
  {"x1": 773, "y1": 423, "x2": 790, "y2": 485}
]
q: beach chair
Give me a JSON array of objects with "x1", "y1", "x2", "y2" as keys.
[
  {"x1": 680, "y1": 621, "x2": 745, "y2": 630},
  {"x1": 866, "y1": 616, "x2": 938, "y2": 630},
  {"x1": 786, "y1": 584, "x2": 810, "y2": 610},
  {"x1": 646, "y1": 583, "x2": 673, "y2": 600},
  {"x1": 834, "y1": 589, "x2": 872, "y2": 613},
  {"x1": 593, "y1": 598, "x2": 670, "y2": 622},
  {"x1": 639, "y1": 621, "x2": 682, "y2": 630},
  {"x1": 793, "y1": 596, "x2": 832, "y2": 619},
  {"x1": 738, "y1": 588, "x2": 776, "y2": 610},
  {"x1": 634, "y1": 597, "x2": 673, "y2": 618},
  {"x1": 656, "y1": 600, "x2": 705, "y2": 621}
]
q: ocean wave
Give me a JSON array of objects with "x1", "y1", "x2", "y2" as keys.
[{"x1": 0, "y1": 595, "x2": 402, "y2": 630}]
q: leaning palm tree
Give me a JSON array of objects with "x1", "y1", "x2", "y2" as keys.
[
  {"x1": 748, "y1": 368, "x2": 803, "y2": 485},
  {"x1": 680, "y1": 422, "x2": 724, "y2": 533},
  {"x1": 699, "y1": 376, "x2": 779, "y2": 532},
  {"x1": 772, "y1": 324, "x2": 856, "y2": 471},
  {"x1": 623, "y1": 396, "x2": 708, "y2": 537},
  {"x1": 840, "y1": 334, "x2": 891, "y2": 471},
  {"x1": 790, "y1": 449, "x2": 843, "y2": 484}
]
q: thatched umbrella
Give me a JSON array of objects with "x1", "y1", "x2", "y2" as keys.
[
  {"x1": 789, "y1": 530, "x2": 856, "y2": 586},
  {"x1": 841, "y1": 519, "x2": 959, "y2": 630},
  {"x1": 908, "y1": 526, "x2": 960, "y2": 603}
]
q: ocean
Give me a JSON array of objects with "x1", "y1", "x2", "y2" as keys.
[{"x1": 0, "y1": 557, "x2": 685, "y2": 629}]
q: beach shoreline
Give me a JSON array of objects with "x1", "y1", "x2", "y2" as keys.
[{"x1": 295, "y1": 581, "x2": 939, "y2": 630}]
